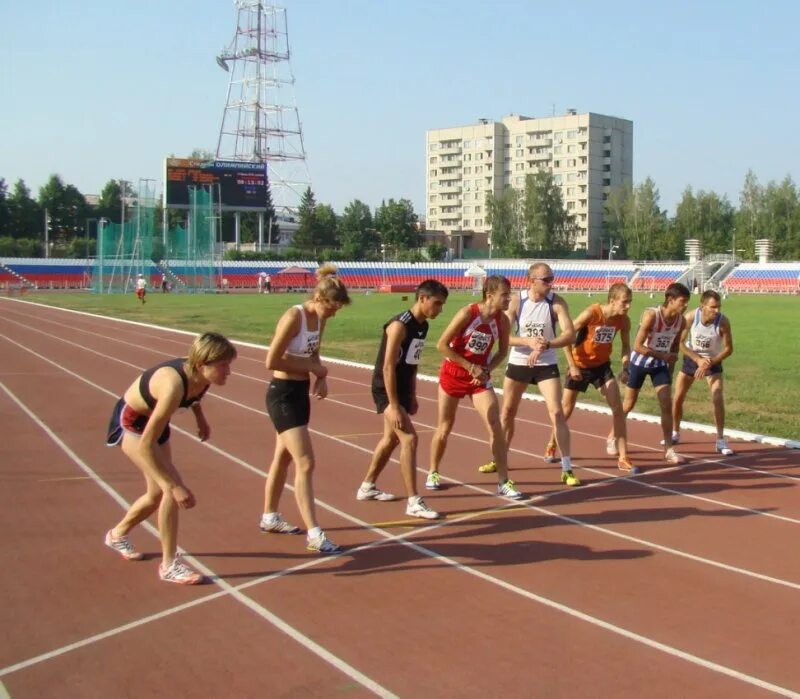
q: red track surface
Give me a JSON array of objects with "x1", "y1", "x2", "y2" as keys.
[{"x1": 1, "y1": 298, "x2": 800, "y2": 698}]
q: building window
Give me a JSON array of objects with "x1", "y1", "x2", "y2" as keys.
[
  {"x1": 429, "y1": 195, "x2": 437, "y2": 202},
  {"x1": 567, "y1": 130, "x2": 577, "y2": 139},
  {"x1": 553, "y1": 160, "x2": 561, "y2": 168},
  {"x1": 464, "y1": 166, "x2": 472, "y2": 175},
  {"x1": 429, "y1": 143, "x2": 438, "y2": 151},
  {"x1": 567, "y1": 145, "x2": 576, "y2": 154},
  {"x1": 515, "y1": 135, "x2": 524, "y2": 146},
  {"x1": 463, "y1": 140, "x2": 472, "y2": 149},
  {"x1": 554, "y1": 145, "x2": 562, "y2": 154},
  {"x1": 515, "y1": 163, "x2": 524, "y2": 171},
  {"x1": 515, "y1": 149, "x2": 524, "y2": 157},
  {"x1": 475, "y1": 218, "x2": 483, "y2": 226},
  {"x1": 463, "y1": 220, "x2": 471, "y2": 227},
  {"x1": 567, "y1": 201, "x2": 575, "y2": 210}
]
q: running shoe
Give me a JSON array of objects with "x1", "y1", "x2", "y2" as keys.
[
  {"x1": 715, "y1": 439, "x2": 734, "y2": 456},
  {"x1": 560, "y1": 469, "x2": 582, "y2": 487},
  {"x1": 104, "y1": 530, "x2": 144, "y2": 561},
  {"x1": 159, "y1": 556, "x2": 203, "y2": 585},
  {"x1": 406, "y1": 496, "x2": 441, "y2": 520},
  {"x1": 497, "y1": 479, "x2": 525, "y2": 500},
  {"x1": 425, "y1": 471, "x2": 442, "y2": 490},
  {"x1": 543, "y1": 441, "x2": 559, "y2": 463},
  {"x1": 606, "y1": 438, "x2": 618, "y2": 456},
  {"x1": 478, "y1": 460, "x2": 497, "y2": 474},
  {"x1": 259, "y1": 513, "x2": 301, "y2": 534},
  {"x1": 356, "y1": 485, "x2": 396, "y2": 501},
  {"x1": 664, "y1": 448, "x2": 688, "y2": 465},
  {"x1": 659, "y1": 432, "x2": 680, "y2": 446},
  {"x1": 617, "y1": 457, "x2": 641, "y2": 475},
  {"x1": 306, "y1": 532, "x2": 343, "y2": 554}
]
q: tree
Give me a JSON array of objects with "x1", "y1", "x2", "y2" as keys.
[
  {"x1": 673, "y1": 186, "x2": 734, "y2": 254},
  {"x1": 38, "y1": 175, "x2": 91, "y2": 244},
  {"x1": 315, "y1": 203, "x2": 339, "y2": 248},
  {"x1": 292, "y1": 187, "x2": 318, "y2": 252},
  {"x1": 6, "y1": 179, "x2": 41, "y2": 239},
  {"x1": 339, "y1": 199, "x2": 377, "y2": 259},
  {"x1": 607, "y1": 178, "x2": 668, "y2": 260},
  {"x1": 97, "y1": 179, "x2": 124, "y2": 223},
  {"x1": 521, "y1": 171, "x2": 577, "y2": 255},
  {"x1": 486, "y1": 188, "x2": 523, "y2": 257},
  {"x1": 374, "y1": 198, "x2": 419, "y2": 251},
  {"x1": 0, "y1": 179, "x2": 10, "y2": 237}
]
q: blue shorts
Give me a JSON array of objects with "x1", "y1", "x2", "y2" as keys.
[
  {"x1": 681, "y1": 357, "x2": 723, "y2": 377},
  {"x1": 627, "y1": 363, "x2": 672, "y2": 390}
]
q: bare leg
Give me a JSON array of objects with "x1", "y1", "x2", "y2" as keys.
[
  {"x1": 538, "y1": 377, "x2": 570, "y2": 458},
  {"x1": 264, "y1": 436, "x2": 293, "y2": 513},
  {"x1": 600, "y1": 379, "x2": 628, "y2": 460},
  {"x1": 672, "y1": 371, "x2": 694, "y2": 436},
  {"x1": 277, "y1": 426, "x2": 319, "y2": 530},
  {"x1": 654, "y1": 384, "x2": 675, "y2": 455},
  {"x1": 500, "y1": 376, "x2": 528, "y2": 450},
  {"x1": 363, "y1": 414, "x2": 400, "y2": 484},
  {"x1": 471, "y1": 390, "x2": 509, "y2": 481},
  {"x1": 709, "y1": 374, "x2": 726, "y2": 439},
  {"x1": 429, "y1": 387, "x2": 460, "y2": 474}
]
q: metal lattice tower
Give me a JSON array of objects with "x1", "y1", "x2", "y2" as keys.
[{"x1": 216, "y1": 1, "x2": 310, "y2": 219}]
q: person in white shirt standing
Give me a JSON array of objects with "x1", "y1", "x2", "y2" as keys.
[{"x1": 672, "y1": 290, "x2": 735, "y2": 455}]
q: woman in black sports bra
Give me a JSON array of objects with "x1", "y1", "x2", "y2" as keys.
[{"x1": 104, "y1": 332, "x2": 237, "y2": 585}]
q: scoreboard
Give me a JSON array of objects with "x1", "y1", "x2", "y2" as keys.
[{"x1": 164, "y1": 158, "x2": 269, "y2": 211}]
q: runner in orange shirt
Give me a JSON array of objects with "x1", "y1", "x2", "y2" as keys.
[{"x1": 545, "y1": 283, "x2": 638, "y2": 473}]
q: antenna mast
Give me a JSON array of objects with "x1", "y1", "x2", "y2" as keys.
[{"x1": 216, "y1": 1, "x2": 310, "y2": 219}]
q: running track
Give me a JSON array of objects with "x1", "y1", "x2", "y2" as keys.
[{"x1": 1, "y1": 298, "x2": 800, "y2": 698}]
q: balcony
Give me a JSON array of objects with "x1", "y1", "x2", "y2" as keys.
[
  {"x1": 439, "y1": 184, "x2": 463, "y2": 194},
  {"x1": 438, "y1": 145, "x2": 463, "y2": 155}
]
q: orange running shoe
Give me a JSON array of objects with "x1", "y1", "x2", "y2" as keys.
[
  {"x1": 543, "y1": 441, "x2": 559, "y2": 463},
  {"x1": 617, "y1": 457, "x2": 641, "y2": 475}
]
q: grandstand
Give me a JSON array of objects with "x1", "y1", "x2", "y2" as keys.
[
  {"x1": 722, "y1": 263, "x2": 800, "y2": 294},
  {"x1": 4, "y1": 257, "x2": 799, "y2": 295}
]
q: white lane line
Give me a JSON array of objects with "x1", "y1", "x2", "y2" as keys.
[
  {"x1": 2, "y1": 335, "x2": 800, "y2": 696},
  {"x1": 0, "y1": 680, "x2": 11, "y2": 698},
  {"x1": 0, "y1": 380, "x2": 396, "y2": 699}
]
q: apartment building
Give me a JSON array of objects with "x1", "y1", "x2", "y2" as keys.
[{"x1": 426, "y1": 111, "x2": 633, "y2": 257}]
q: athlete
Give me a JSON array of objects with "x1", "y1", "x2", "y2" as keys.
[
  {"x1": 672, "y1": 290, "x2": 735, "y2": 455},
  {"x1": 104, "y1": 332, "x2": 238, "y2": 585},
  {"x1": 261, "y1": 264, "x2": 350, "y2": 554},
  {"x1": 356, "y1": 279, "x2": 450, "y2": 519},
  {"x1": 611, "y1": 282, "x2": 691, "y2": 464},
  {"x1": 426, "y1": 275, "x2": 524, "y2": 499},
  {"x1": 135, "y1": 274, "x2": 147, "y2": 304},
  {"x1": 552, "y1": 283, "x2": 638, "y2": 473},
  {"x1": 487, "y1": 262, "x2": 579, "y2": 486}
]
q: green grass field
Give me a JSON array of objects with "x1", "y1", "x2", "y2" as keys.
[{"x1": 18, "y1": 289, "x2": 800, "y2": 441}]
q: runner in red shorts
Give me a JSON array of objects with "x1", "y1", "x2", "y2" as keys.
[{"x1": 426, "y1": 275, "x2": 524, "y2": 500}]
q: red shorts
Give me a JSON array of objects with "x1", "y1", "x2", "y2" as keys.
[
  {"x1": 438, "y1": 360, "x2": 492, "y2": 399},
  {"x1": 136, "y1": 288, "x2": 145, "y2": 299}
]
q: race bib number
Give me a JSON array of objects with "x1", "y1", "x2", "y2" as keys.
[
  {"x1": 522, "y1": 321, "x2": 546, "y2": 339},
  {"x1": 306, "y1": 334, "x2": 320, "y2": 355},
  {"x1": 466, "y1": 331, "x2": 492, "y2": 355},
  {"x1": 652, "y1": 334, "x2": 672, "y2": 351},
  {"x1": 405, "y1": 338, "x2": 425, "y2": 365},
  {"x1": 695, "y1": 336, "x2": 712, "y2": 351},
  {"x1": 593, "y1": 326, "x2": 616, "y2": 344}
]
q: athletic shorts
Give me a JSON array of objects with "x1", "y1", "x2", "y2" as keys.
[
  {"x1": 439, "y1": 360, "x2": 492, "y2": 399},
  {"x1": 106, "y1": 397, "x2": 170, "y2": 446},
  {"x1": 626, "y1": 363, "x2": 672, "y2": 389},
  {"x1": 136, "y1": 288, "x2": 145, "y2": 299},
  {"x1": 681, "y1": 356, "x2": 723, "y2": 377},
  {"x1": 266, "y1": 378, "x2": 311, "y2": 433},
  {"x1": 564, "y1": 362, "x2": 615, "y2": 393},
  {"x1": 372, "y1": 388, "x2": 413, "y2": 415},
  {"x1": 505, "y1": 363, "x2": 560, "y2": 385}
]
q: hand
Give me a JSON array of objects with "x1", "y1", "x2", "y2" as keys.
[
  {"x1": 385, "y1": 404, "x2": 403, "y2": 430},
  {"x1": 195, "y1": 414, "x2": 210, "y2": 442},
  {"x1": 568, "y1": 366, "x2": 582, "y2": 381},
  {"x1": 312, "y1": 363, "x2": 328, "y2": 379},
  {"x1": 694, "y1": 359, "x2": 711, "y2": 380},
  {"x1": 619, "y1": 367, "x2": 629, "y2": 384},
  {"x1": 171, "y1": 484, "x2": 196, "y2": 509},
  {"x1": 311, "y1": 375, "x2": 328, "y2": 399}
]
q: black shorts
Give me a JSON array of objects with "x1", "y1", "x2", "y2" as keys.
[
  {"x1": 106, "y1": 397, "x2": 170, "y2": 446},
  {"x1": 627, "y1": 363, "x2": 672, "y2": 390},
  {"x1": 564, "y1": 362, "x2": 615, "y2": 393},
  {"x1": 505, "y1": 363, "x2": 560, "y2": 385},
  {"x1": 681, "y1": 356, "x2": 723, "y2": 377},
  {"x1": 266, "y1": 379, "x2": 311, "y2": 433},
  {"x1": 372, "y1": 389, "x2": 413, "y2": 415}
]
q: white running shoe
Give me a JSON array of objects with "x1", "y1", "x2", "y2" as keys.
[
  {"x1": 425, "y1": 472, "x2": 442, "y2": 490},
  {"x1": 104, "y1": 530, "x2": 144, "y2": 561},
  {"x1": 716, "y1": 439, "x2": 734, "y2": 456},
  {"x1": 306, "y1": 532, "x2": 342, "y2": 554},
  {"x1": 406, "y1": 496, "x2": 441, "y2": 520},
  {"x1": 659, "y1": 432, "x2": 680, "y2": 446},
  {"x1": 665, "y1": 448, "x2": 688, "y2": 465},
  {"x1": 356, "y1": 485, "x2": 396, "y2": 501},
  {"x1": 159, "y1": 556, "x2": 203, "y2": 585},
  {"x1": 498, "y1": 479, "x2": 525, "y2": 500},
  {"x1": 606, "y1": 438, "x2": 618, "y2": 456},
  {"x1": 259, "y1": 513, "x2": 301, "y2": 534}
]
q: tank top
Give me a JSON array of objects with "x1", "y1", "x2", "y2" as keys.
[
  {"x1": 508, "y1": 290, "x2": 557, "y2": 366},
  {"x1": 371, "y1": 310, "x2": 428, "y2": 397},
  {"x1": 284, "y1": 305, "x2": 320, "y2": 358},
  {"x1": 685, "y1": 308, "x2": 723, "y2": 358},
  {"x1": 630, "y1": 307, "x2": 682, "y2": 368},
  {"x1": 572, "y1": 304, "x2": 626, "y2": 368},
  {"x1": 138, "y1": 358, "x2": 208, "y2": 409},
  {"x1": 446, "y1": 303, "x2": 502, "y2": 368}
]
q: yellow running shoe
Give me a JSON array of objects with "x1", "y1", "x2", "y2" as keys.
[
  {"x1": 560, "y1": 469, "x2": 581, "y2": 487},
  {"x1": 478, "y1": 460, "x2": 497, "y2": 473}
]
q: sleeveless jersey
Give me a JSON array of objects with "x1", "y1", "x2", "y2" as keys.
[
  {"x1": 446, "y1": 303, "x2": 502, "y2": 368},
  {"x1": 284, "y1": 305, "x2": 320, "y2": 358},
  {"x1": 630, "y1": 307, "x2": 682, "y2": 369},
  {"x1": 371, "y1": 310, "x2": 429, "y2": 397},
  {"x1": 138, "y1": 358, "x2": 208, "y2": 409},
  {"x1": 685, "y1": 308, "x2": 723, "y2": 358},
  {"x1": 572, "y1": 304, "x2": 626, "y2": 368},
  {"x1": 508, "y1": 290, "x2": 557, "y2": 367}
]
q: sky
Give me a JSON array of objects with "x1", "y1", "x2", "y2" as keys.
[{"x1": 2, "y1": 0, "x2": 799, "y2": 217}]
